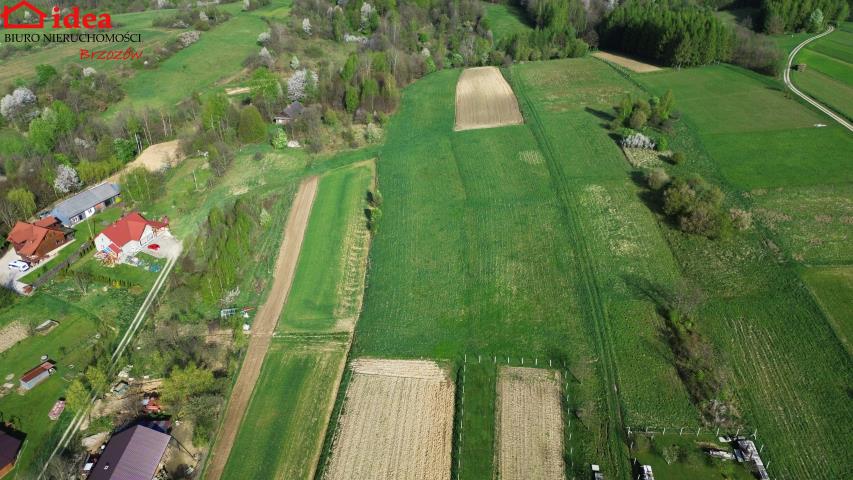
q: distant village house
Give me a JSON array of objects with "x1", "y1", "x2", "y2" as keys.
[
  {"x1": 5, "y1": 217, "x2": 73, "y2": 264},
  {"x1": 94, "y1": 212, "x2": 169, "y2": 263},
  {"x1": 48, "y1": 183, "x2": 121, "y2": 227},
  {"x1": 273, "y1": 101, "x2": 304, "y2": 125}
]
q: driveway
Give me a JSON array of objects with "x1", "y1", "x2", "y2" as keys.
[
  {"x1": 0, "y1": 243, "x2": 74, "y2": 293},
  {"x1": 144, "y1": 232, "x2": 182, "y2": 261}
]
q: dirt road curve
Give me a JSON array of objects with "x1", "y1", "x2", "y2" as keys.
[
  {"x1": 204, "y1": 176, "x2": 319, "y2": 480},
  {"x1": 784, "y1": 26, "x2": 853, "y2": 133}
]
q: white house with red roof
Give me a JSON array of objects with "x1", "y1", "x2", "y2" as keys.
[{"x1": 94, "y1": 212, "x2": 169, "y2": 263}]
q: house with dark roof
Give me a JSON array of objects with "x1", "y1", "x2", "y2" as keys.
[
  {"x1": 1, "y1": 0, "x2": 47, "y2": 29},
  {"x1": 0, "y1": 428, "x2": 24, "y2": 479},
  {"x1": 19, "y1": 361, "x2": 56, "y2": 390},
  {"x1": 88, "y1": 425, "x2": 170, "y2": 480},
  {"x1": 94, "y1": 212, "x2": 169, "y2": 263},
  {"x1": 5, "y1": 217, "x2": 73, "y2": 264},
  {"x1": 48, "y1": 183, "x2": 121, "y2": 227},
  {"x1": 273, "y1": 101, "x2": 305, "y2": 125}
]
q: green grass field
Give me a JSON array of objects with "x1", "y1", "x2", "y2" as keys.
[
  {"x1": 220, "y1": 337, "x2": 347, "y2": 480},
  {"x1": 107, "y1": 1, "x2": 289, "y2": 115},
  {"x1": 482, "y1": 2, "x2": 531, "y2": 42},
  {"x1": 630, "y1": 433, "x2": 755, "y2": 480},
  {"x1": 790, "y1": 22, "x2": 853, "y2": 121},
  {"x1": 278, "y1": 162, "x2": 373, "y2": 333},
  {"x1": 801, "y1": 266, "x2": 853, "y2": 354}
]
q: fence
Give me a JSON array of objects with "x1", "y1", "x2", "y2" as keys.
[{"x1": 29, "y1": 241, "x2": 93, "y2": 290}]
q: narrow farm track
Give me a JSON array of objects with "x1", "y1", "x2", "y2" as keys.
[
  {"x1": 785, "y1": 26, "x2": 853, "y2": 132},
  {"x1": 204, "y1": 176, "x2": 319, "y2": 480},
  {"x1": 510, "y1": 69, "x2": 629, "y2": 480}
]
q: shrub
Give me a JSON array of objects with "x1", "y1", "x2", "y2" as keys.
[
  {"x1": 730, "y1": 208, "x2": 753, "y2": 230},
  {"x1": 365, "y1": 123, "x2": 383, "y2": 144},
  {"x1": 670, "y1": 151, "x2": 685, "y2": 165},
  {"x1": 663, "y1": 175, "x2": 728, "y2": 238},
  {"x1": 237, "y1": 105, "x2": 267, "y2": 144},
  {"x1": 629, "y1": 110, "x2": 648, "y2": 130},
  {"x1": 647, "y1": 168, "x2": 671, "y2": 191},
  {"x1": 271, "y1": 128, "x2": 288, "y2": 149}
]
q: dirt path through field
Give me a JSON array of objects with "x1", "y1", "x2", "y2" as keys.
[
  {"x1": 205, "y1": 176, "x2": 319, "y2": 480},
  {"x1": 105, "y1": 140, "x2": 184, "y2": 184},
  {"x1": 592, "y1": 51, "x2": 662, "y2": 73}
]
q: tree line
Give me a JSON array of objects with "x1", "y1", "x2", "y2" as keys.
[{"x1": 759, "y1": 0, "x2": 849, "y2": 33}]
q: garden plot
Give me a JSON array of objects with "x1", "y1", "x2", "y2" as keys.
[
  {"x1": 496, "y1": 367, "x2": 565, "y2": 480},
  {"x1": 324, "y1": 359, "x2": 454, "y2": 480},
  {"x1": 455, "y1": 67, "x2": 523, "y2": 131},
  {"x1": 0, "y1": 321, "x2": 28, "y2": 354}
]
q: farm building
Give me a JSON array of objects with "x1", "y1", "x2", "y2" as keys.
[
  {"x1": 88, "y1": 425, "x2": 170, "y2": 480},
  {"x1": 0, "y1": 428, "x2": 24, "y2": 479},
  {"x1": 94, "y1": 212, "x2": 169, "y2": 263},
  {"x1": 48, "y1": 183, "x2": 121, "y2": 227},
  {"x1": 5, "y1": 217, "x2": 73, "y2": 264},
  {"x1": 19, "y1": 361, "x2": 56, "y2": 390},
  {"x1": 273, "y1": 101, "x2": 304, "y2": 125},
  {"x1": 591, "y1": 464, "x2": 604, "y2": 479}
]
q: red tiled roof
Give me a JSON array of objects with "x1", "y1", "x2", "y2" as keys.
[
  {"x1": 98, "y1": 212, "x2": 168, "y2": 249},
  {"x1": 6, "y1": 220, "x2": 63, "y2": 257},
  {"x1": 33, "y1": 216, "x2": 60, "y2": 228},
  {"x1": 21, "y1": 361, "x2": 54, "y2": 383}
]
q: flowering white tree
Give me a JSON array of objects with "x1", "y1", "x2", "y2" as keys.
[
  {"x1": 287, "y1": 69, "x2": 317, "y2": 102},
  {"x1": 243, "y1": 0, "x2": 250, "y2": 10},
  {"x1": 0, "y1": 87, "x2": 38, "y2": 124},
  {"x1": 302, "y1": 18, "x2": 312, "y2": 35},
  {"x1": 82, "y1": 67, "x2": 98, "y2": 77},
  {"x1": 199, "y1": 10, "x2": 209, "y2": 22},
  {"x1": 621, "y1": 132, "x2": 656, "y2": 150},
  {"x1": 257, "y1": 31, "x2": 271, "y2": 45},
  {"x1": 360, "y1": 2, "x2": 374, "y2": 30},
  {"x1": 54, "y1": 164, "x2": 82, "y2": 194}
]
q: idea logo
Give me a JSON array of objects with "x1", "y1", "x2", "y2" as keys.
[{"x1": 1, "y1": 1, "x2": 113, "y2": 29}]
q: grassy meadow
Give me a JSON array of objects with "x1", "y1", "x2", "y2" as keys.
[
  {"x1": 635, "y1": 62, "x2": 852, "y2": 479},
  {"x1": 801, "y1": 266, "x2": 853, "y2": 355},
  {"x1": 220, "y1": 337, "x2": 347, "y2": 480},
  {"x1": 482, "y1": 2, "x2": 531, "y2": 42},
  {"x1": 790, "y1": 22, "x2": 853, "y2": 120}
]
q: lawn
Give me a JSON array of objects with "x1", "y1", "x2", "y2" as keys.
[
  {"x1": 482, "y1": 2, "x2": 532, "y2": 42},
  {"x1": 801, "y1": 266, "x2": 853, "y2": 355},
  {"x1": 106, "y1": 1, "x2": 290, "y2": 116},
  {"x1": 0, "y1": 278, "x2": 145, "y2": 477},
  {"x1": 220, "y1": 337, "x2": 347, "y2": 480},
  {"x1": 70, "y1": 253, "x2": 164, "y2": 289},
  {"x1": 278, "y1": 162, "x2": 374, "y2": 333},
  {"x1": 790, "y1": 21, "x2": 853, "y2": 120}
]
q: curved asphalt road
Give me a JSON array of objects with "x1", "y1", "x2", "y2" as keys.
[{"x1": 784, "y1": 25, "x2": 853, "y2": 132}]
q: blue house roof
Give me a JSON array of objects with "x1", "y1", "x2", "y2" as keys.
[{"x1": 50, "y1": 183, "x2": 120, "y2": 224}]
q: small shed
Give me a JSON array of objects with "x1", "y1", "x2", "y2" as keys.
[
  {"x1": 273, "y1": 101, "x2": 304, "y2": 125},
  {"x1": 19, "y1": 361, "x2": 56, "y2": 390}
]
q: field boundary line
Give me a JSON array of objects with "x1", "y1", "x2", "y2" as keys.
[{"x1": 785, "y1": 26, "x2": 853, "y2": 132}]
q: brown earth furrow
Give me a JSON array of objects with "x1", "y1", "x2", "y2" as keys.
[{"x1": 455, "y1": 66, "x2": 524, "y2": 131}]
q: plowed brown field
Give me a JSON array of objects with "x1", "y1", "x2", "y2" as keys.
[
  {"x1": 454, "y1": 66, "x2": 524, "y2": 131},
  {"x1": 496, "y1": 367, "x2": 565, "y2": 480},
  {"x1": 324, "y1": 359, "x2": 455, "y2": 480}
]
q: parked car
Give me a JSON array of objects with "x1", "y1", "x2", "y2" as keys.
[{"x1": 9, "y1": 260, "x2": 30, "y2": 272}]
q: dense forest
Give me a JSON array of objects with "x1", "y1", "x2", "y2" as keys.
[{"x1": 758, "y1": 0, "x2": 849, "y2": 33}]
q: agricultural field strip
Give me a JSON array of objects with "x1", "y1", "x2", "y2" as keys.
[
  {"x1": 784, "y1": 26, "x2": 853, "y2": 132},
  {"x1": 510, "y1": 67, "x2": 629, "y2": 478},
  {"x1": 454, "y1": 66, "x2": 524, "y2": 131},
  {"x1": 496, "y1": 367, "x2": 565, "y2": 480},
  {"x1": 205, "y1": 176, "x2": 319, "y2": 480},
  {"x1": 37, "y1": 252, "x2": 179, "y2": 479},
  {"x1": 324, "y1": 359, "x2": 454, "y2": 480}
]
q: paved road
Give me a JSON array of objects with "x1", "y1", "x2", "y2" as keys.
[
  {"x1": 204, "y1": 176, "x2": 319, "y2": 480},
  {"x1": 784, "y1": 26, "x2": 853, "y2": 133}
]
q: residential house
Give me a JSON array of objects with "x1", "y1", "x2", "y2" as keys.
[
  {"x1": 6, "y1": 217, "x2": 73, "y2": 264},
  {"x1": 19, "y1": 361, "x2": 55, "y2": 390},
  {"x1": 48, "y1": 183, "x2": 121, "y2": 227},
  {"x1": 94, "y1": 212, "x2": 169, "y2": 263},
  {"x1": 273, "y1": 101, "x2": 304, "y2": 125},
  {"x1": 88, "y1": 425, "x2": 170, "y2": 480},
  {"x1": 0, "y1": 428, "x2": 24, "y2": 479}
]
